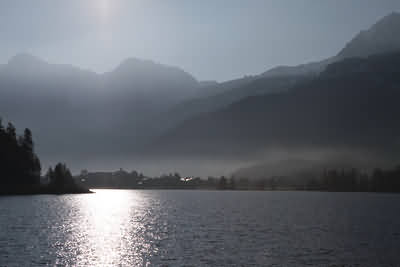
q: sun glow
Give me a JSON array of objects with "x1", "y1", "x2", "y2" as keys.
[{"x1": 97, "y1": 0, "x2": 110, "y2": 19}]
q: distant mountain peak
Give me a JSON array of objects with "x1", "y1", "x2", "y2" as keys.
[
  {"x1": 107, "y1": 57, "x2": 198, "y2": 85},
  {"x1": 2, "y1": 53, "x2": 98, "y2": 78},
  {"x1": 117, "y1": 57, "x2": 154, "y2": 69},
  {"x1": 109, "y1": 57, "x2": 190, "y2": 78},
  {"x1": 374, "y1": 11, "x2": 400, "y2": 26},
  {"x1": 337, "y1": 12, "x2": 400, "y2": 58},
  {"x1": 260, "y1": 12, "x2": 400, "y2": 79},
  {"x1": 7, "y1": 53, "x2": 48, "y2": 67}
]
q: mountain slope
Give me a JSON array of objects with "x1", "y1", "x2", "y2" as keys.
[
  {"x1": 338, "y1": 12, "x2": 400, "y2": 59},
  {"x1": 0, "y1": 54, "x2": 199, "y2": 165},
  {"x1": 2, "y1": 12, "x2": 400, "y2": 171},
  {"x1": 148, "y1": 52, "x2": 400, "y2": 160},
  {"x1": 152, "y1": 75, "x2": 309, "y2": 137},
  {"x1": 158, "y1": 12, "x2": 400, "y2": 137},
  {"x1": 261, "y1": 12, "x2": 400, "y2": 78}
]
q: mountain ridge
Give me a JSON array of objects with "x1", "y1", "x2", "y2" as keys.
[
  {"x1": 146, "y1": 51, "x2": 400, "y2": 161},
  {"x1": 2, "y1": 12, "x2": 400, "y2": 171},
  {"x1": 261, "y1": 12, "x2": 400, "y2": 78},
  {"x1": 338, "y1": 12, "x2": 400, "y2": 58}
]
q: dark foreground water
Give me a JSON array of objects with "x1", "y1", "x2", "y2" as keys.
[{"x1": 1, "y1": 190, "x2": 400, "y2": 266}]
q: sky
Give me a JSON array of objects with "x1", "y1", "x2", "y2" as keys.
[{"x1": 0, "y1": 0, "x2": 400, "y2": 81}]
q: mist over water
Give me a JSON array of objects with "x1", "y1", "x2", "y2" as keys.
[{"x1": 57, "y1": 147, "x2": 394, "y2": 179}]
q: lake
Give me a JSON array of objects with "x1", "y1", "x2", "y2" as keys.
[{"x1": 0, "y1": 190, "x2": 400, "y2": 266}]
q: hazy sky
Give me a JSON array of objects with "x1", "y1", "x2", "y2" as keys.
[{"x1": 1, "y1": 0, "x2": 399, "y2": 81}]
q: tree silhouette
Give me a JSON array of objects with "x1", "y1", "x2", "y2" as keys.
[
  {"x1": 0, "y1": 119, "x2": 41, "y2": 193},
  {"x1": 46, "y1": 163, "x2": 78, "y2": 193}
]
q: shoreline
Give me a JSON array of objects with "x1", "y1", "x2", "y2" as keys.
[
  {"x1": 87, "y1": 187, "x2": 400, "y2": 194},
  {"x1": 0, "y1": 186, "x2": 93, "y2": 196}
]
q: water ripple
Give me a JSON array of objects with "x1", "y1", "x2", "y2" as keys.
[{"x1": 0, "y1": 190, "x2": 400, "y2": 266}]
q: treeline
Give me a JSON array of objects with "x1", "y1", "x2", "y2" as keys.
[
  {"x1": 0, "y1": 119, "x2": 90, "y2": 195},
  {"x1": 79, "y1": 170, "x2": 204, "y2": 189},
  {"x1": 0, "y1": 119, "x2": 41, "y2": 193},
  {"x1": 43, "y1": 163, "x2": 90, "y2": 194},
  {"x1": 315, "y1": 167, "x2": 400, "y2": 193},
  {"x1": 217, "y1": 166, "x2": 400, "y2": 192}
]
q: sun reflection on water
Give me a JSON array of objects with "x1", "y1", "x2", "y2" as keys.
[{"x1": 72, "y1": 189, "x2": 159, "y2": 266}]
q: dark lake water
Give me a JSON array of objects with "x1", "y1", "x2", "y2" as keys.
[{"x1": 1, "y1": 190, "x2": 400, "y2": 266}]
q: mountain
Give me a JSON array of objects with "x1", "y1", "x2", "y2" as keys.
[
  {"x1": 157, "y1": 13, "x2": 400, "y2": 137},
  {"x1": 2, "y1": 12, "x2": 400, "y2": 172},
  {"x1": 103, "y1": 58, "x2": 197, "y2": 100},
  {"x1": 150, "y1": 75, "x2": 309, "y2": 138},
  {"x1": 199, "y1": 80, "x2": 218, "y2": 86},
  {"x1": 147, "y1": 52, "x2": 400, "y2": 161},
  {"x1": 0, "y1": 54, "x2": 199, "y2": 166},
  {"x1": 195, "y1": 76, "x2": 255, "y2": 98},
  {"x1": 3, "y1": 53, "x2": 97, "y2": 81},
  {"x1": 338, "y1": 12, "x2": 400, "y2": 59},
  {"x1": 261, "y1": 12, "x2": 400, "y2": 78},
  {"x1": 6, "y1": 53, "x2": 46, "y2": 70},
  {"x1": 261, "y1": 58, "x2": 334, "y2": 78}
]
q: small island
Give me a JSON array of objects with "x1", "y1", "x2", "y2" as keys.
[{"x1": 0, "y1": 119, "x2": 91, "y2": 195}]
